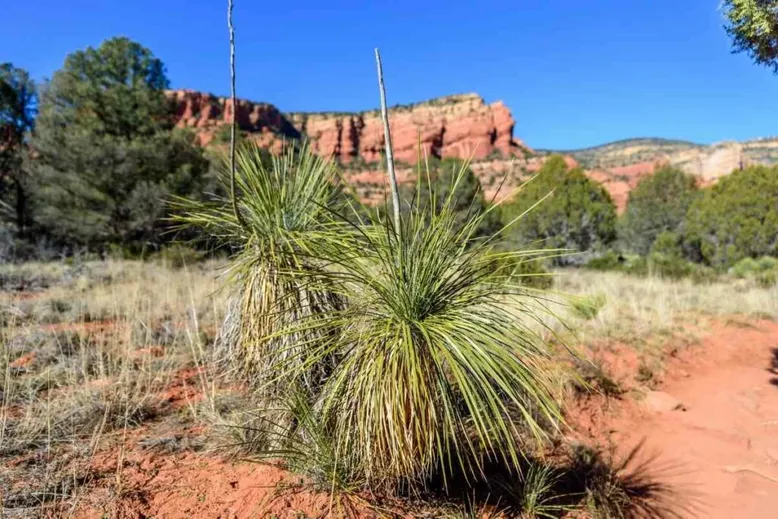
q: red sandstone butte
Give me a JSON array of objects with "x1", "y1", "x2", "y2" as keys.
[{"x1": 167, "y1": 89, "x2": 531, "y2": 163}]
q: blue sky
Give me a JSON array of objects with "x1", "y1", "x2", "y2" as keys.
[{"x1": 1, "y1": 0, "x2": 775, "y2": 149}]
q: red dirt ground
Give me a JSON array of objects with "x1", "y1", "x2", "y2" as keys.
[
  {"x1": 574, "y1": 320, "x2": 778, "y2": 519},
  {"x1": 71, "y1": 320, "x2": 778, "y2": 518},
  {"x1": 78, "y1": 448, "x2": 342, "y2": 519}
]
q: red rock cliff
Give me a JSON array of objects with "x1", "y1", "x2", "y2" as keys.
[
  {"x1": 168, "y1": 90, "x2": 530, "y2": 162},
  {"x1": 168, "y1": 89, "x2": 299, "y2": 151},
  {"x1": 285, "y1": 93, "x2": 529, "y2": 163}
]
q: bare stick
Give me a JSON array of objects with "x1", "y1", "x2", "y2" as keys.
[
  {"x1": 374, "y1": 48, "x2": 401, "y2": 235},
  {"x1": 228, "y1": 0, "x2": 247, "y2": 230}
]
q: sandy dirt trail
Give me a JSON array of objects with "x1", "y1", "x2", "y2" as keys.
[{"x1": 605, "y1": 321, "x2": 778, "y2": 518}]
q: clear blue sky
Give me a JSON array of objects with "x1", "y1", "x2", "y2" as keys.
[{"x1": 1, "y1": 0, "x2": 775, "y2": 149}]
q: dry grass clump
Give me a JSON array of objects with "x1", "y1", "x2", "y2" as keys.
[
  {"x1": 0, "y1": 259, "x2": 225, "y2": 516},
  {"x1": 554, "y1": 268, "x2": 778, "y2": 344}
]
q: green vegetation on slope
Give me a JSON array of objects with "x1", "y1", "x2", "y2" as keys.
[
  {"x1": 619, "y1": 166, "x2": 701, "y2": 255},
  {"x1": 501, "y1": 155, "x2": 617, "y2": 264}
]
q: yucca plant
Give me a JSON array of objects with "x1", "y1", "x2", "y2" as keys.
[
  {"x1": 175, "y1": 142, "x2": 352, "y2": 396},
  {"x1": 496, "y1": 461, "x2": 571, "y2": 518},
  {"x1": 270, "y1": 158, "x2": 566, "y2": 488}
]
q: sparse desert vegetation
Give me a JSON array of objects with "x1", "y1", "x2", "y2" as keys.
[
  {"x1": 1, "y1": 247, "x2": 777, "y2": 516},
  {"x1": 4, "y1": 2, "x2": 778, "y2": 517}
]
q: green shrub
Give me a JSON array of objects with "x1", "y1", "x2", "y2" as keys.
[
  {"x1": 757, "y1": 256, "x2": 778, "y2": 272},
  {"x1": 731, "y1": 257, "x2": 760, "y2": 278},
  {"x1": 619, "y1": 167, "x2": 700, "y2": 255},
  {"x1": 585, "y1": 250, "x2": 625, "y2": 271},
  {"x1": 641, "y1": 255, "x2": 717, "y2": 283},
  {"x1": 501, "y1": 155, "x2": 617, "y2": 265},
  {"x1": 176, "y1": 142, "x2": 349, "y2": 393},
  {"x1": 291, "y1": 165, "x2": 562, "y2": 484},
  {"x1": 620, "y1": 231, "x2": 718, "y2": 283},
  {"x1": 684, "y1": 165, "x2": 778, "y2": 267},
  {"x1": 646, "y1": 231, "x2": 694, "y2": 278},
  {"x1": 211, "y1": 154, "x2": 565, "y2": 488},
  {"x1": 571, "y1": 293, "x2": 607, "y2": 320},
  {"x1": 649, "y1": 231, "x2": 683, "y2": 257},
  {"x1": 756, "y1": 270, "x2": 778, "y2": 288},
  {"x1": 623, "y1": 256, "x2": 649, "y2": 276},
  {"x1": 731, "y1": 256, "x2": 778, "y2": 287},
  {"x1": 586, "y1": 241, "x2": 716, "y2": 283},
  {"x1": 646, "y1": 254, "x2": 693, "y2": 279}
]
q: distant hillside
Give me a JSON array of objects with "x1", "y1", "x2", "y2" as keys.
[
  {"x1": 541, "y1": 137, "x2": 778, "y2": 211},
  {"x1": 545, "y1": 137, "x2": 778, "y2": 172},
  {"x1": 546, "y1": 138, "x2": 704, "y2": 169}
]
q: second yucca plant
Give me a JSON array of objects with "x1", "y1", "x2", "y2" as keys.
[{"x1": 177, "y1": 142, "x2": 350, "y2": 397}]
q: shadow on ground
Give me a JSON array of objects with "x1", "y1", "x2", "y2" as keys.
[{"x1": 410, "y1": 441, "x2": 696, "y2": 518}]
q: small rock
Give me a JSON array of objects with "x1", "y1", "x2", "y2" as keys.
[
  {"x1": 643, "y1": 390, "x2": 687, "y2": 413},
  {"x1": 138, "y1": 435, "x2": 184, "y2": 452},
  {"x1": 678, "y1": 369, "x2": 690, "y2": 378}
]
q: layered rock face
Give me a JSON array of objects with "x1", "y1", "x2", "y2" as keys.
[
  {"x1": 168, "y1": 90, "x2": 529, "y2": 163},
  {"x1": 168, "y1": 89, "x2": 299, "y2": 151},
  {"x1": 286, "y1": 94, "x2": 528, "y2": 163},
  {"x1": 168, "y1": 89, "x2": 778, "y2": 211}
]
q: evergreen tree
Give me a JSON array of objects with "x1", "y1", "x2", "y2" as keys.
[
  {"x1": 31, "y1": 37, "x2": 209, "y2": 251},
  {"x1": 501, "y1": 155, "x2": 616, "y2": 264},
  {"x1": 684, "y1": 165, "x2": 778, "y2": 266},
  {"x1": 723, "y1": 0, "x2": 778, "y2": 73},
  {"x1": 619, "y1": 166, "x2": 700, "y2": 255}
]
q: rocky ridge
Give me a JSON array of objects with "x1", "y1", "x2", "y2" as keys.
[
  {"x1": 168, "y1": 90, "x2": 778, "y2": 210},
  {"x1": 169, "y1": 89, "x2": 528, "y2": 163},
  {"x1": 562, "y1": 138, "x2": 778, "y2": 210},
  {"x1": 168, "y1": 88, "x2": 539, "y2": 204}
]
